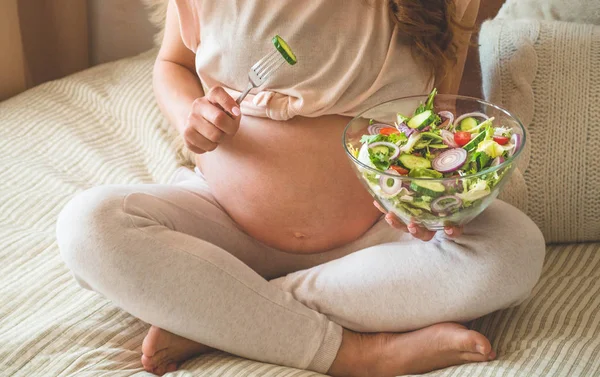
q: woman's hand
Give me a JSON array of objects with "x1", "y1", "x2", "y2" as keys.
[
  {"x1": 373, "y1": 201, "x2": 463, "y2": 241},
  {"x1": 183, "y1": 87, "x2": 242, "y2": 154}
]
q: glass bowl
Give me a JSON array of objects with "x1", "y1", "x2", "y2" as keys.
[{"x1": 343, "y1": 94, "x2": 526, "y2": 231}]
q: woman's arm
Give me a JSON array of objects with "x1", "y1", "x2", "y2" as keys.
[
  {"x1": 154, "y1": 2, "x2": 241, "y2": 155},
  {"x1": 153, "y1": 1, "x2": 204, "y2": 135},
  {"x1": 436, "y1": 0, "x2": 481, "y2": 95}
]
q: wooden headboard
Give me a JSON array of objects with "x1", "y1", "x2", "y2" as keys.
[{"x1": 459, "y1": 0, "x2": 506, "y2": 98}]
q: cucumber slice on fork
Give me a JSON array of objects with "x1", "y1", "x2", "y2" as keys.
[{"x1": 272, "y1": 35, "x2": 297, "y2": 65}]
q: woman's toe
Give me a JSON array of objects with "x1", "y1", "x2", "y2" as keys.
[
  {"x1": 166, "y1": 362, "x2": 178, "y2": 372},
  {"x1": 464, "y1": 331, "x2": 492, "y2": 355},
  {"x1": 460, "y1": 351, "x2": 492, "y2": 362}
]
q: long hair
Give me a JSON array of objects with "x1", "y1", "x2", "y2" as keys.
[{"x1": 388, "y1": 0, "x2": 464, "y2": 82}]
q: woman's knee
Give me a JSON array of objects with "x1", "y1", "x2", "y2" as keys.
[
  {"x1": 56, "y1": 185, "x2": 131, "y2": 288},
  {"x1": 469, "y1": 201, "x2": 546, "y2": 308}
]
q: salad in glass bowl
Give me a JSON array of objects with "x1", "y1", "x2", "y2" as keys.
[{"x1": 343, "y1": 89, "x2": 525, "y2": 230}]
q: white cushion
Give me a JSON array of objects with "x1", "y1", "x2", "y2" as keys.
[
  {"x1": 480, "y1": 19, "x2": 600, "y2": 243},
  {"x1": 497, "y1": 0, "x2": 600, "y2": 25},
  {"x1": 141, "y1": 0, "x2": 168, "y2": 45}
]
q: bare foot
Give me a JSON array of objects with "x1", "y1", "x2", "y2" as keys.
[
  {"x1": 329, "y1": 322, "x2": 496, "y2": 377},
  {"x1": 141, "y1": 326, "x2": 213, "y2": 376}
]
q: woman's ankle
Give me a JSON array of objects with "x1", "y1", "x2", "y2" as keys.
[{"x1": 327, "y1": 329, "x2": 376, "y2": 377}]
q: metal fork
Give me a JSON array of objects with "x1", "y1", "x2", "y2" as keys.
[{"x1": 235, "y1": 49, "x2": 286, "y2": 105}]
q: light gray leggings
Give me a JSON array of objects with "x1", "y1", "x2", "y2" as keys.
[{"x1": 56, "y1": 167, "x2": 545, "y2": 374}]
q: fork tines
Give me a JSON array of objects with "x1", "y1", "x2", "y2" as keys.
[{"x1": 252, "y1": 50, "x2": 286, "y2": 80}]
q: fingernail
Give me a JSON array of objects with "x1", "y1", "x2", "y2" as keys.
[
  {"x1": 445, "y1": 228, "x2": 453, "y2": 235},
  {"x1": 232, "y1": 107, "x2": 241, "y2": 116},
  {"x1": 386, "y1": 218, "x2": 393, "y2": 226},
  {"x1": 408, "y1": 226, "x2": 417, "y2": 234},
  {"x1": 476, "y1": 345, "x2": 485, "y2": 355}
]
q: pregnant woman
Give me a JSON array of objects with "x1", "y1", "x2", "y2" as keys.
[{"x1": 56, "y1": 1, "x2": 545, "y2": 376}]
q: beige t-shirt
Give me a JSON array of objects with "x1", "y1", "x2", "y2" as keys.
[{"x1": 173, "y1": 0, "x2": 432, "y2": 120}]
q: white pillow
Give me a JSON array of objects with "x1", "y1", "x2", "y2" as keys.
[
  {"x1": 480, "y1": 19, "x2": 600, "y2": 243},
  {"x1": 141, "y1": 0, "x2": 169, "y2": 45},
  {"x1": 496, "y1": 0, "x2": 600, "y2": 25}
]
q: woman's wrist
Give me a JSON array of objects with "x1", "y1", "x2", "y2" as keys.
[{"x1": 173, "y1": 96, "x2": 198, "y2": 135}]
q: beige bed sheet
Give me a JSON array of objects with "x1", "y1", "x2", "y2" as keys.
[{"x1": 0, "y1": 50, "x2": 599, "y2": 377}]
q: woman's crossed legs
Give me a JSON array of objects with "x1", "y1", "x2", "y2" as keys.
[{"x1": 56, "y1": 168, "x2": 545, "y2": 376}]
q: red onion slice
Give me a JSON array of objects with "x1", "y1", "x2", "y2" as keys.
[
  {"x1": 438, "y1": 111, "x2": 455, "y2": 129},
  {"x1": 454, "y1": 112, "x2": 490, "y2": 127},
  {"x1": 432, "y1": 148, "x2": 467, "y2": 173},
  {"x1": 396, "y1": 123, "x2": 416, "y2": 137},
  {"x1": 507, "y1": 134, "x2": 522, "y2": 157},
  {"x1": 369, "y1": 141, "x2": 401, "y2": 160},
  {"x1": 491, "y1": 156, "x2": 505, "y2": 166},
  {"x1": 440, "y1": 130, "x2": 458, "y2": 148},
  {"x1": 367, "y1": 123, "x2": 395, "y2": 135},
  {"x1": 431, "y1": 195, "x2": 463, "y2": 215},
  {"x1": 379, "y1": 170, "x2": 404, "y2": 196},
  {"x1": 443, "y1": 178, "x2": 463, "y2": 193}
]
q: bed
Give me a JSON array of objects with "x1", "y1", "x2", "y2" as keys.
[{"x1": 1, "y1": 25, "x2": 599, "y2": 377}]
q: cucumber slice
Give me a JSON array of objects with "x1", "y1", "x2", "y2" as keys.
[
  {"x1": 410, "y1": 180, "x2": 446, "y2": 197},
  {"x1": 370, "y1": 146, "x2": 389, "y2": 155},
  {"x1": 460, "y1": 117, "x2": 478, "y2": 132},
  {"x1": 399, "y1": 154, "x2": 431, "y2": 169},
  {"x1": 462, "y1": 130, "x2": 486, "y2": 152},
  {"x1": 272, "y1": 35, "x2": 297, "y2": 65},
  {"x1": 409, "y1": 168, "x2": 443, "y2": 178},
  {"x1": 408, "y1": 110, "x2": 433, "y2": 130}
]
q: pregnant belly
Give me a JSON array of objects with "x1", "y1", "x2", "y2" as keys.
[{"x1": 196, "y1": 114, "x2": 381, "y2": 253}]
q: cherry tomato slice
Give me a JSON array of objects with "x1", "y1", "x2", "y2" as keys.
[
  {"x1": 493, "y1": 136, "x2": 509, "y2": 145},
  {"x1": 391, "y1": 165, "x2": 409, "y2": 175},
  {"x1": 379, "y1": 128, "x2": 400, "y2": 135},
  {"x1": 454, "y1": 131, "x2": 471, "y2": 147}
]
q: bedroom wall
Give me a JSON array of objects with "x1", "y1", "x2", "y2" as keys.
[
  {"x1": 0, "y1": 0, "x2": 88, "y2": 101},
  {"x1": 0, "y1": 0, "x2": 28, "y2": 101},
  {"x1": 87, "y1": 0, "x2": 157, "y2": 66}
]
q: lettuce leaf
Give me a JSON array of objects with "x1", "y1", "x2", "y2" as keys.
[
  {"x1": 411, "y1": 199, "x2": 433, "y2": 211},
  {"x1": 397, "y1": 113, "x2": 409, "y2": 124},
  {"x1": 414, "y1": 104, "x2": 427, "y2": 115},
  {"x1": 368, "y1": 148, "x2": 391, "y2": 170},
  {"x1": 425, "y1": 88, "x2": 437, "y2": 111},
  {"x1": 420, "y1": 132, "x2": 443, "y2": 141},
  {"x1": 387, "y1": 132, "x2": 408, "y2": 144},
  {"x1": 477, "y1": 140, "x2": 505, "y2": 158},
  {"x1": 361, "y1": 134, "x2": 384, "y2": 144},
  {"x1": 363, "y1": 172, "x2": 379, "y2": 186},
  {"x1": 399, "y1": 132, "x2": 422, "y2": 154},
  {"x1": 458, "y1": 179, "x2": 491, "y2": 201},
  {"x1": 361, "y1": 132, "x2": 407, "y2": 146}
]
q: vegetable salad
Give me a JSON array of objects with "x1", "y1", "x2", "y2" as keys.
[{"x1": 351, "y1": 89, "x2": 522, "y2": 222}]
